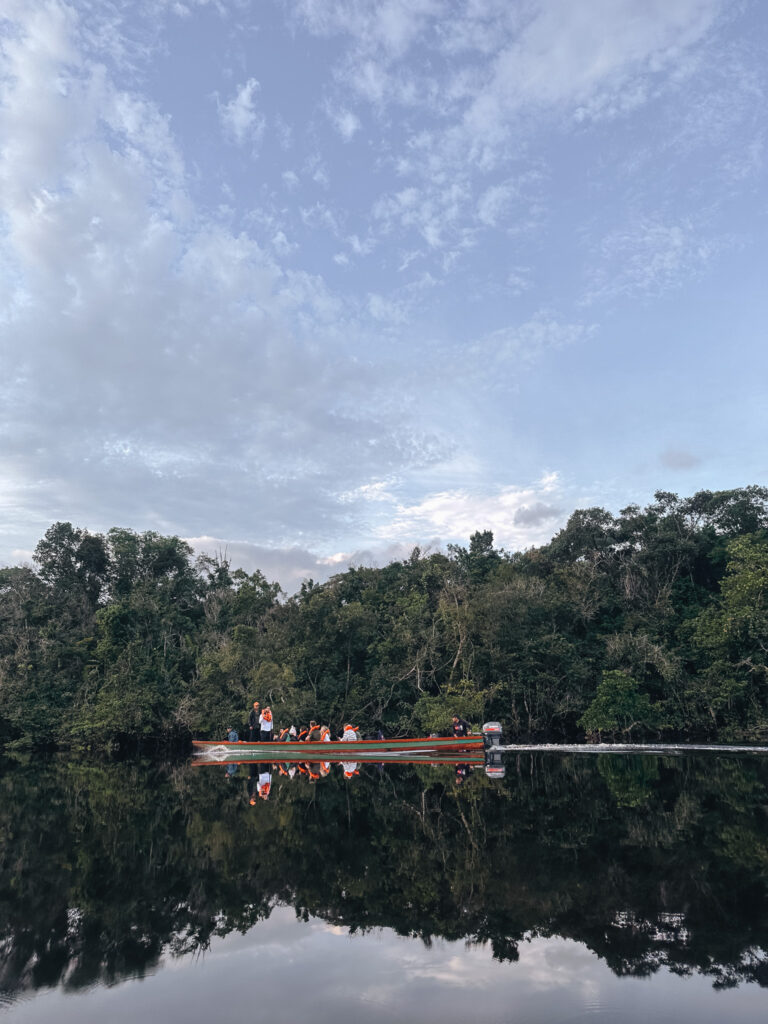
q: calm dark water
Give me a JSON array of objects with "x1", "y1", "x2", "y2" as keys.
[{"x1": 1, "y1": 752, "x2": 767, "y2": 1022}]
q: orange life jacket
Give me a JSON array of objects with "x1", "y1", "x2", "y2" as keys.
[{"x1": 262, "y1": 708, "x2": 273, "y2": 722}]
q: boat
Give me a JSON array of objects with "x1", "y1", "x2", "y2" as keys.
[
  {"x1": 193, "y1": 750, "x2": 487, "y2": 768},
  {"x1": 192, "y1": 733, "x2": 485, "y2": 762}
]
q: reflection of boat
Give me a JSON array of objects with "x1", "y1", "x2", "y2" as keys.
[
  {"x1": 193, "y1": 751, "x2": 488, "y2": 767},
  {"x1": 193, "y1": 734, "x2": 484, "y2": 762}
]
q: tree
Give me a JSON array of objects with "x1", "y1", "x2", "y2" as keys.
[{"x1": 578, "y1": 670, "x2": 662, "y2": 740}]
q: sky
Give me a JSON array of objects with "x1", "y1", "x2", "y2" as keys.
[
  {"x1": 1, "y1": 0, "x2": 767, "y2": 592},
  {"x1": 5, "y1": 907, "x2": 767, "y2": 1024}
]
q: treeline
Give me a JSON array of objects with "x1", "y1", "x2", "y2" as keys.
[{"x1": 0, "y1": 486, "x2": 767, "y2": 749}]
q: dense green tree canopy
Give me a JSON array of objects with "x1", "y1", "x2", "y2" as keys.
[{"x1": 0, "y1": 486, "x2": 767, "y2": 749}]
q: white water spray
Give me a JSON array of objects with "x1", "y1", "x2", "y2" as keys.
[{"x1": 493, "y1": 742, "x2": 768, "y2": 755}]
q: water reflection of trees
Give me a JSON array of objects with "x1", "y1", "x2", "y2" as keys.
[{"x1": 0, "y1": 754, "x2": 766, "y2": 997}]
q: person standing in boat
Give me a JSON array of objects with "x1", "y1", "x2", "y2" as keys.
[
  {"x1": 259, "y1": 706, "x2": 274, "y2": 742},
  {"x1": 452, "y1": 715, "x2": 471, "y2": 737},
  {"x1": 248, "y1": 701, "x2": 261, "y2": 741},
  {"x1": 341, "y1": 724, "x2": 359, "y2": 741}
]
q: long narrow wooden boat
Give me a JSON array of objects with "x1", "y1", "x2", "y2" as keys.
[
  {"x1": 192, "y1": 751, "x2": 487, "y2": 767},
  {"x1": 192, "y1": 734, "x2": 483, "y2": 761}
]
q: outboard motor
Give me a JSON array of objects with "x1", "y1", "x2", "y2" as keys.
[
  {"x1": 482, "y1": 722, "x2": 503, "y2": 748},
  {"x1": 482, "y1": 722, "x2": 505, "y2": 779}
]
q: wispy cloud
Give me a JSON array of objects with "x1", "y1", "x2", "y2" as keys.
[
  {"x1": 585, "y1": 217, "x2": 715, "y2": 302},
  {"x1": 659, "y1": 447, "x2": 702, "y2": 470},
  {"x1": 377, "y1": 473, "x2": 566, "y2": 549},
  {"x1": 218, "y1": 77, "x2": 265, "y2": 146}
]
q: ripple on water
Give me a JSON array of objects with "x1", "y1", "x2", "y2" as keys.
[{"x1": 556, "y1": 1005, "x2": 680, "y2": 1024}]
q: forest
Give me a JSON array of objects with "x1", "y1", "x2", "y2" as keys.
[{"x1": 0, "y1": 486, "x2": 766, "y2": 750}]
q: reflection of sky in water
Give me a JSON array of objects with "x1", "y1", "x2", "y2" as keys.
[{"x1": 3, "y1": 908, "x2": 766, "y2": 1024}]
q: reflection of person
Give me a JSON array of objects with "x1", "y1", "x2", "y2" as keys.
[
  {"x1": 247, "y1": 764, "x2": 258, "y2": 804},
  {"x1": 248, "y1": 701, "x2": 261, "y2": 741},
  {"x1": 452, "y1": 715, "x2": 471, "y2": 737},
  {"x1": 258, "y1": 767, "x2": 272, "y2": 800},
  {"x1": 259, "y1": 707, "x2": 273, "y2": 742},
  {"x1": 225, "y1": 762, "x2": 238, "y2": 779},
  {"x1": 454, "y1": 763, "x2": 473, "y2": 785},
  {"x1": 341, "y1": 761, "x2": 359, "y2": 779}
]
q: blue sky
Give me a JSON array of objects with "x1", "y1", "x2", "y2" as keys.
[{"x1": 1, "y1": 0, "x2": 767, "y2": 591}]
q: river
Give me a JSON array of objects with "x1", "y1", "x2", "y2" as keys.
[{"x1": 0, "y1": 751, "x2": 766, "y2": 1021}]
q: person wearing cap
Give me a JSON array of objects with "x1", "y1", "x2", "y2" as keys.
[
  {"x1": 452, "y1": 715, "x2": 471, "y2": 737},
  {"x1": 248, "y1": 701, "x2": 261, "y2": 741}
]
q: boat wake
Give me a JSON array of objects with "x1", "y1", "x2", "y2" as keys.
[{"x1": 494, "y1": 742, "x2": 768, "y2": 756}]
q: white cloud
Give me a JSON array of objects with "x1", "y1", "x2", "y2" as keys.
[
  {"x1": 327, "y1": 105, "x2": 361, "y2": 140},
  {"x1": 585, "y1": 217, "x2": 715, "y2": 301},
  {"x1": 218, "y1": 78, "x2": 265, "y2": 146},
  {"x1": 0, "y1": 2, "x2": 448, "y2": 556},
  {"x1": 469, "y1": 315, "x2": 594, "y2": 374},
  {"x1": 377, "y1": 473, "x2": 566, "y2": 549},
  {"x1": 187, "y1": 534, "x2": 426, "y2": 594}
]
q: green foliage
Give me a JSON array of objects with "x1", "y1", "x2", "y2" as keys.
[
  {"x1": 1, "y1": 485, "x2": 768, "y2": 750},
  {"x1": 578, "y1": 670, "x2": 664, "y2": 739},
  {"x1": 412, "y1": 679, "x2": 485, "y2": 734}
]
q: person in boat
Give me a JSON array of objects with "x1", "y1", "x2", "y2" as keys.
[
  {"x1": 226, "y1": 726, "x2": 239, "y2": 743},
  {"x1": 305, "y1": 722, "x2": 330, "y2": 742},
  {"x1": 341, "y1": 724, "x2": 359, "y2": 741},
  {"x1": 299, "y1": 721, "x2": 317, "y2": 741},
  {"x1": 452, "y1": 715, "x2": 471, "y2": 737},
  {"x1": 248, "y1": 701, "x2": 261, "y2": 741},
  {"x1": 259, "y1": 706, "x2": 274, "y2": 742}
]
